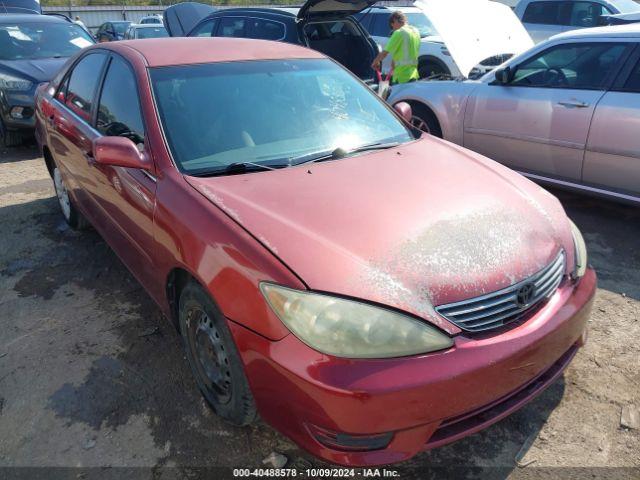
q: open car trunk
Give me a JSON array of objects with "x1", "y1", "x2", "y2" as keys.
[{"x1": 302, "y1": 18, "x2": 376, "y2": 81}]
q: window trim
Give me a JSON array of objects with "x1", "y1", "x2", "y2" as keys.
[
  {"x1": 93, "y1": 51, "x2": 147, "y2": 144},
  {"x1": 496, "y1": 41, "x2": 634, "y2": 92}
]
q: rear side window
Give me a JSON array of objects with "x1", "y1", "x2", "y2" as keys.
[
  {"x1": 96, "y1": 56, "x2": 145, "y2": 145},
  {"x1": 248, "y1": 18, "x2": 285, "y2": 40},
  {"x1": 65, "y1": 53, "x2": 107, "y2": 122},
  {"x1": 190, "y1": 19, "x2": 218, "y2": 37},
  {"x1": 523, "y1": 1, "x2": 562, "y2": 24},
  {"x1": 622, "y1": 58, "x2": 640, "y2": 92},
  {"x1": 511, "y1": 42, "x2": 626, "y2": 89},
  {"x1": 218, "y1": 17, "x2": 246, "y2": 37}
]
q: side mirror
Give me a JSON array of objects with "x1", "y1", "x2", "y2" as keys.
[
  {"x1": 494, "y1": 66, "x2": 513, "y2": 85},
  {"x1": 394, "y1": 102, "x2": 412, "y2": 123},
  {"x1": 94, "y1": 136, "x2": 151, "y2": 171}
]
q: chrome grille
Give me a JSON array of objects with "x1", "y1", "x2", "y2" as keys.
[{"x1": 435, "y1": 251, "x2": 566, "y2": 333}]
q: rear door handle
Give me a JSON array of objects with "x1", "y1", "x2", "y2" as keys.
[
  {"x1": 558, "y1": 101, "x2": 590, "y2": 108},
  {"x1": 83, "y1": 151, "x2": 95, "y2": 165}
]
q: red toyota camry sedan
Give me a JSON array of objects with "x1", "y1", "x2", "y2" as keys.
[{"x1": 35, "y1": 38, "x2": 595, "y2": 466}]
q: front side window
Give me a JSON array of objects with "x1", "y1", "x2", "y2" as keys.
[
  {"x1": 511, "y1": 42, "x2": 626, "y2": 89},
  {"x1": 97, "y1": 56, "x2": 145, "y2": 145},
  {"x1": 0, "y1": 22, "x2": 94, "y2": 60},
  {"x1": 566, "y1": 2, "x2": 611, "y2": 27},
  {"x1": 248, "y1": 18, "x2": 285, "y2": 41},
  {"x1": 64, "y1": 53, "x2": 108, "y2": 122},
  {"x1": 218, "y1": 17, "x2": 246, "y2": 37},
  {"x1": 150, "y1": 59, "x2": 413, "y2": 175},
  {"x1": 190, "y1": 19, "x2": 217, "y2": 37}
]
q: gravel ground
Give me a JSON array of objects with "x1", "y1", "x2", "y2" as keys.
[{"x1": 0, "y1": 143, "x2": 638, "y2": 480}]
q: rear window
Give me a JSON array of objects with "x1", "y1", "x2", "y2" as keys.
[
  {"x1": 137, "y1": 26, "x2": 168, "y2": 39},
  {"x1": 0, "y1": 22, "x2": 94, "y2": 60}
]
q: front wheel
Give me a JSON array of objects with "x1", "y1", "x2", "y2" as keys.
[
  {"x1": 179, "y1": 281, "x2": 257, "y2": 426},
  {"x1": 409, "y1": 103, "x2": 443, "y2": 138}
]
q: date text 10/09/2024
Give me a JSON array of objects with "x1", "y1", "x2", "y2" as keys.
[{"x1": 233, "y1": 469, "x2": 401, "y2": 477}]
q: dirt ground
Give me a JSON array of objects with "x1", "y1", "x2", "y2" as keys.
[{"x1": 0, "y1": 143, "x2": 638, "y2": 480}]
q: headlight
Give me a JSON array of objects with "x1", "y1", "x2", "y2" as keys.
[
  {"x1": 569, "y1": 220, "x2": 587, "y2": 278},
  {"x1": 0, "y1": 72, "x2": 33, "y2": 91},
  {"x1": 261, "y1": 283, "x2": 453, "y2": 359}
]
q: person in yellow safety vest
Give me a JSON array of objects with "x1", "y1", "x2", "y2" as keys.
[{"x1": 371, "y1": 11, "x2": 420, "y2": 84}]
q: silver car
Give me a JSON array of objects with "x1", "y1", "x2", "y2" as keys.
[{"x1": 388, "y1": 24, "x2": 640, "y2": 204}]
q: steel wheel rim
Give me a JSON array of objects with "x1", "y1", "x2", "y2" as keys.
[
  {"x1": 53, "y1": 168, "x2": 72, "y2": 221},
  {"x1": 411, "y1": 116, "x2": 431, "y2": 134},
  {"x1": 187, "y1": 308, "x2": 232, "y2": 404}
]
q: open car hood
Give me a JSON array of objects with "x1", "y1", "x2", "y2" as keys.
[
  {"x1": 163, "y1": 1, "x2": 216, "y2": 37},
  {"x1": 298, "y1": 0, "x2": 394, "y2": 21},
  {"x1": 414, "y1": 0, "x2": 533, "y2": 78}
]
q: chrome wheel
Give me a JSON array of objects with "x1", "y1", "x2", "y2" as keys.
[
  {"x1": 53, "y1": 167, "x2": 71, "y2": 221},
  {"x1": 187, "y1": 308, "x2": 232, "y2": 404}
]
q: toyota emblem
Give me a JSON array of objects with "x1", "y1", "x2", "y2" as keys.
[{"x1": 516, "y1": 283, "x2": 535, "y2": 307}]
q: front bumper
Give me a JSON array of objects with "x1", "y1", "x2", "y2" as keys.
[
  {"x1": 228, "y1": 268, "x2": 596, "y2": 466},
  {"x1": 0, "y1": 88, "x2": 37, "y2": 132}
]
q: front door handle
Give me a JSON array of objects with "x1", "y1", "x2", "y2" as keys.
[
  {"x1": 83, "y1": 151, "x2": 95, "y2": 165},
  {"x1": 558, "y1": 101, "x2": 590, "y2": 108}
]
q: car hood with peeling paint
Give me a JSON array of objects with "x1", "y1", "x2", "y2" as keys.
[{"x1": 185, "y1": 136, "x2": 574, "y2": 334}]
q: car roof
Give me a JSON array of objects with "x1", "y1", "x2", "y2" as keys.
[
  {"x1": 0, "y1": 13, "x2": 67, "y2": 24},
  {"x1": 552, "y1": 23, "x2": 640, "y2": 40},
  {"x1": 104, "y1": 37, "x2": 323, "y2": 67},
  {"x1": 130, "y1": 23, "x2": 165, "y2": 28}
]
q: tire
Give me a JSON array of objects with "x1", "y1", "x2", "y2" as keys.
[
  {"x1": 409, "y1": 103, "x2": 443, "y2": 138},
  {"x1": 0, "y1": 119, "x2": 23, "y2": 147},
  {"x1": 418, "y1": 58, "x2": 450, "y2": 80},
  {"x1": 179, "y1": 281, "x2": 257, "y2": 426},
  {"x1": 52, "y1": 163, "x2": 90, "y2": 230}
]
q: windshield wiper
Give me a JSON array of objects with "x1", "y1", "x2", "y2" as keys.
[
  {"x1": 190, "y1": 161, "x2": 284, "y2": 178},
  {"x1": 292, "y1": 142, "x2": 401, "y2": 167}
]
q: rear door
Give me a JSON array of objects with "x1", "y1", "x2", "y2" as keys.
[
  {"x1": 583, "y1": 45, "x2": 640, "y2": 199},
  {"x1": 464, "y1": 41, "x2": 630, "y2": 181},
  {"x1": 49, "y1": 52, "x2": 108, "y2": 223}
]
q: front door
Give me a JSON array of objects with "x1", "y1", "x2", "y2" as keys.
[
  {"x1": 89, "y1": 54, "x2": 158, "y2": 290},
  {"x1": 464, "y1": 41, "x2": 629, "y2": 181}
]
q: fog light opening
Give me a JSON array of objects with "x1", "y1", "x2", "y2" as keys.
[{"x1": 307, "y1": 424, "x2": 393, "y2": 452}]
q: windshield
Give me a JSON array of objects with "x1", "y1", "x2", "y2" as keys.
[
  {"x1": 0, "y1": 22, "x2": 94, "y2": 60},
  {"x1": 150, "y1": 59, "x2": 413, "y2": 175},
  {"x1": 137, "y1": 26, "x2": 168, "y2": 39},
  {"x1": 405, "y1": 12, "x2": 439, "y2": 38}
]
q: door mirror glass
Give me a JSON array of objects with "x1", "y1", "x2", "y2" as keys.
[
  {"x1": 94, "y1": 136, "x2": 150, "y2": 170},
  {"x1": 393, "y1": 102, "x2": 412, "y2": 123}
]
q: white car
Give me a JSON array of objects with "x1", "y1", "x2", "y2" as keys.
[
  {"x1": 514, "y1": 0, "x2": 640, "y2": 43},
  {"x1": 356, "y1": 0, "x2": 534, "y2": 79},
  {"x1": 139, "y1": 15, "x2": 163, "y2": 25},
  {"x1": 388, "y1": 24, "x2": 640, "y2": 204}
]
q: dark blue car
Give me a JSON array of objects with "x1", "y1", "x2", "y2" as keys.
[{"x1": 0, "y1": 13, "x2": 94, "y2": 146}]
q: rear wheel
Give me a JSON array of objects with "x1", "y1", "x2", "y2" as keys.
[
  {"x1": 409, "y1": 103, "x2": 442, "y2": 138},
  {"x1": 52, "y1": 163, "x2": 89, "y2": 230},
  {"x1": 179, "y1": 281, "x2": 257, "y2": 426}
]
